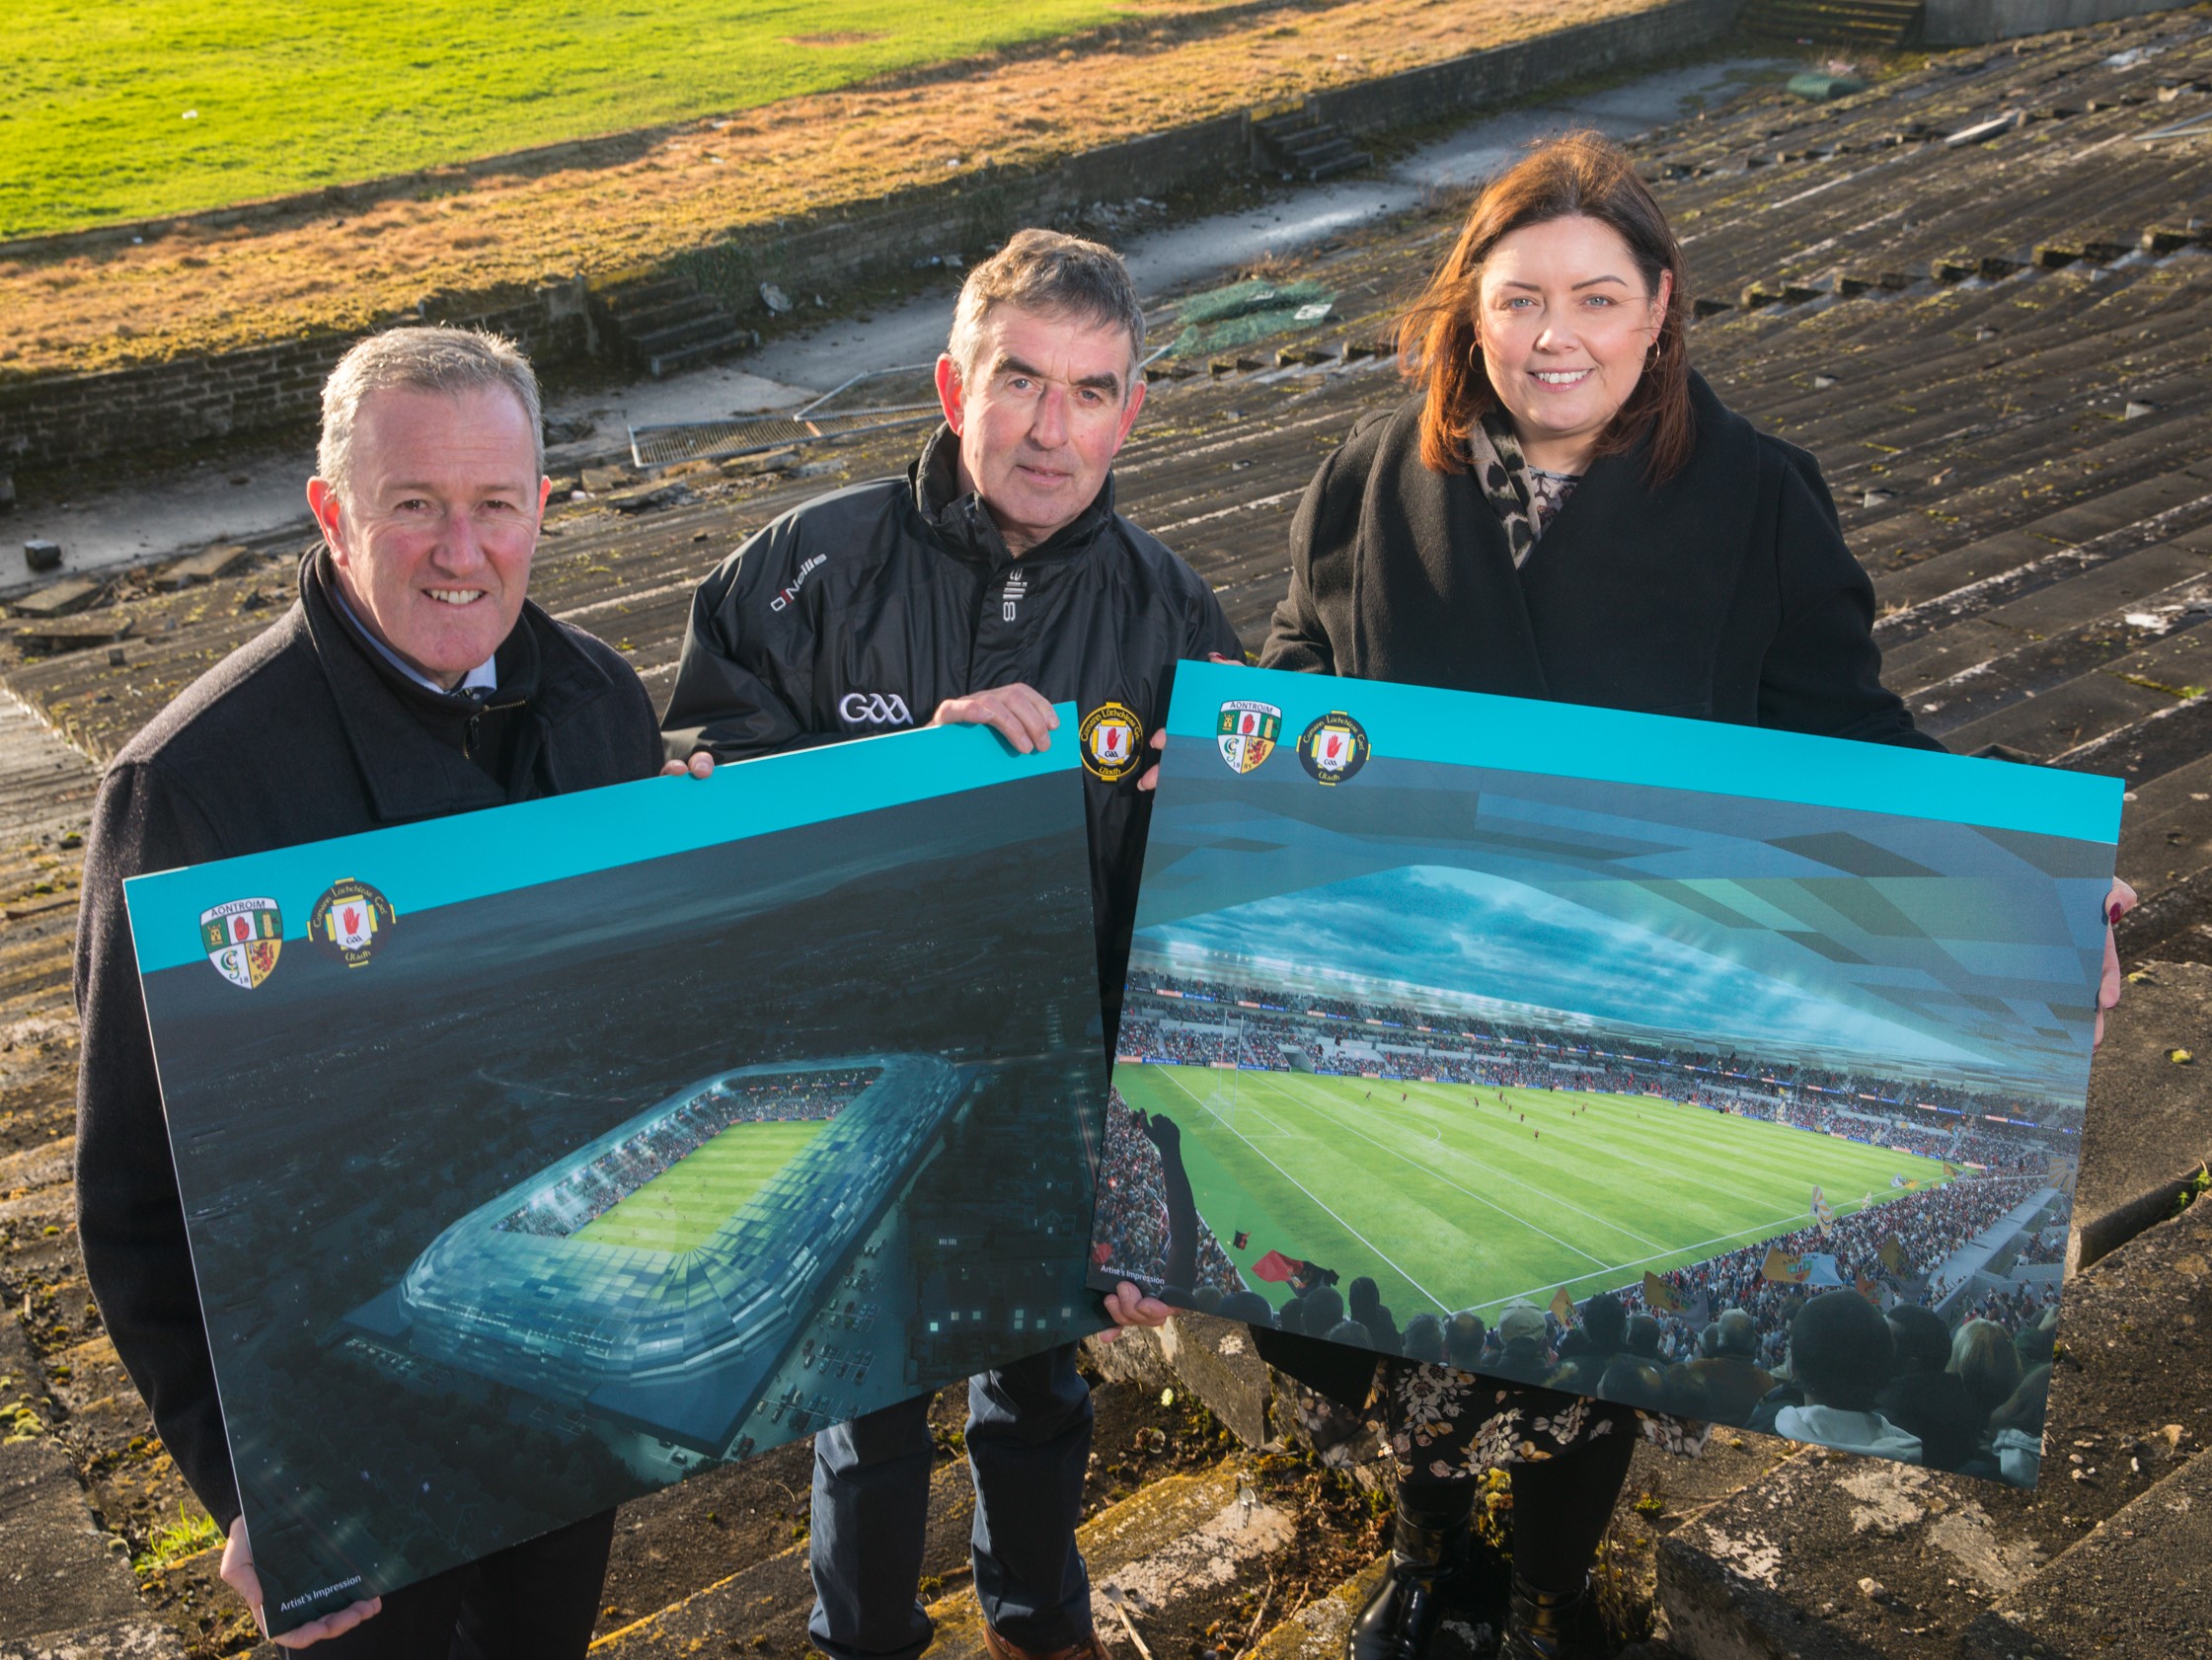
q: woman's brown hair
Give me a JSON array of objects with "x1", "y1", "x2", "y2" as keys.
[{"x1": 1398, "y1": 130, "x2": 1695, "y2": 483}]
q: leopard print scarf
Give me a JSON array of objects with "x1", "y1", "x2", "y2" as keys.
[{"x1": 1469, "y1": 411, "x2": 1581, "y2": 567}]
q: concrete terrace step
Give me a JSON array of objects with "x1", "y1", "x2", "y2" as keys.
[
  {"x1": 2066, "y1": 961, "x2": 2212, "y2": 1269},
  {"x1": 1734, "y1": 2, "x2": 1922, "y2": 49},
  {"x1": 0, "y1": 1617, "x2": 190, "y2": 1659},
  {"x1": 590, "y1": 1459, "x2": 977, "y2": 1657},
  {"x1": 0, "y1": 1422, "x2": 155, "y2": 1651},
  {"x1": 1655, "y1": 1106, "x2": 2212, "y2": 1659},
  {"x1": 1248, "y1": 1559, "x2": 1388, "y2": 1660},
  {"x1": 1254, "y1": 112, "x2": 1372, "y2": 182},
  {"x1": 1955, "y1": 1447, "x2": 2212, "y2": 1659},
  {"x1": 594, "y1": 274, "x2": 752, "y2": 378},
  {"x1": 646, "y1": 331, "x2": 760, "y2": 379},
  {"x1": 921, "y1": 1461, "x2": 1297, "y2": 1660}
]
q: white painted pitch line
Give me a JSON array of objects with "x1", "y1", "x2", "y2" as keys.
[
  {"x1": 1323, "y1": 1080, "x2": 1672, "y2": 1255},
  {"x1": 1465, "y1": 1189, "x2": 1898, "y2": 1316},
  {"x1": 1263, "y1": 1078, "x2": 1625, "y2": 1268},
  {"x1": 1158, "y1": 1067, "x2": 1452, "y2": 1314}
]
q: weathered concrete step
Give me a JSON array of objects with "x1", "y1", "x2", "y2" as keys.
[
  {"x1": 921, "y1": 1461, "x2": 1293, "y2": 1660},
  {"x1": 648, "y1": 332, "x2": 757, "y2": 379},
  {"x1": 1956, "y1": 1444, "x2": 2212, "y2": 1659},
  {"x1": 1655, "y1": 1154, "x2": 2212, "y2": 1660},
  {"x1": 1249, "y1": 1558, "x2": 1387, "y2": 1660},
  {"x1": 590, "y1": 1459, "x2": 977, "y2": 1656},
  {"x1": 2070, "y1": 959, "x2": 2212, "y2": 1270},
  {"x1": 0, "y1": 1616, "x2": 189, "y2": 1658},
  {"x1": 1882, "y1": 542, "x2": 2212, "y2": 700},
  {"x1": 0, "y1": 1425, "x2": 145, "y2": 1645}
]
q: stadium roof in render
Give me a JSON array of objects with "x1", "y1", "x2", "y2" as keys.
[{"x1": 344, "y1": 1054, "x2": 962, "y2": 1450}]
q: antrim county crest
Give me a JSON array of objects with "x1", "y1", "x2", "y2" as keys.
[
  {"x1": 199, "y1": 898, "x2": 282, "y2": 990},
  {"x1": 1080, "y1": 703, "x2": 1145, "y2": 784},
  {"x1": 1215, "y1": 700, "x2": 1283, "y2": 774},
  {"x1": 310, "y1": 878, "x2": 397, "y2": 968}
]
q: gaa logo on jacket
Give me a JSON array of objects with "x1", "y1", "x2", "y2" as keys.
[
  {"x1": 310, "y1": 877, "x2": 397, "y2": 968},
  {"x1": 200, "y1": 898, "x2": 282, "y2": 990},
  {"x1": 1080, "y1": 703, "x2": 1144, "y2": 784}
]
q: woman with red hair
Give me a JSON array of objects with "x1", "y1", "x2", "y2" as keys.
[{"x1": 1257, "y1": 131, "x2": 2129, "y2": 1660}]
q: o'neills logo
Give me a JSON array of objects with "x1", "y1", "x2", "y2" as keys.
[
  {"x1": 1297, "y1": 712, "x2": 1370, "y2": 785},
  {"x1": 309, "y1": 878, "x2": 396, "y2": 968}
]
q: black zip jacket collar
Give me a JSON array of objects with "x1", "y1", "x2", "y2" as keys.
[{"x1": 909, "y1": 421, "x2": 1117, "y2": 571}]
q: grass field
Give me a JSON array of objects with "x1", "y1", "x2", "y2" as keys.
[
  {"x1": 575, "y1": 1118, "x2": 825, "y2": 1254},
  {"x1": 4, "y1": 0, "x2": 1163, "y2": 237},
  {"x1": 1118, "y1": 1065, "x2": 1953, "y2": 1319}
]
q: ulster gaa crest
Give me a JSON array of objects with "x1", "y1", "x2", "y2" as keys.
[
  {"x1": 310, "y1": 877, "x2": 396, "y2": 968},
  {"x1": 1297, "y1": 711, "x2": 1371, "y2": 785},
  {"x1": 200, "y1": 898, "x2": 282, "y2": 990},
  {"x1": 1080, "y1": 703, "x2": 1144, "y2": 784},
  {"x1": 1215, "y1": 700, "x2": 1282, "y2": 774}
]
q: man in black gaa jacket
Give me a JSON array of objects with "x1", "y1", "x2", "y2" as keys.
[
  {"x1": 663, "y1": 230, "x2": 1242, "y2": 1660},
  {"x1": 75, "y1": 329, "x2": 665, "y2": 1654}
]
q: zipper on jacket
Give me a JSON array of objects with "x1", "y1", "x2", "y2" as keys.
[{"x1": 464, "y1": 696, "x2": 527, "y2": 761}]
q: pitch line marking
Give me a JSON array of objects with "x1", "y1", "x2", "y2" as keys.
[
  {"x1": 1398, "y1": 1082, "x2": 1682, "y2": 1254},
  {"x1": 1467, "y1": 1191, "x2": 1891, "y2": 1315},
  {"x1": 1257, "y1": 1077, "x2": 1620, "y2": 1269},
  {"x1": 1290, "y1": 1078, "x2": 1668, "y2": 1259},
  {"x1": 1158, "y1": 1067, "x2": 1452, "y2": 1314}
]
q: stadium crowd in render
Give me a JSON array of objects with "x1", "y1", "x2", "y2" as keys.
[
  {"x1": 1096, "y1": 973, "x2": 2072, "y2": 1485},
  {"x1": 1116, "y1": 970, "x2": 2068, "y2": 1170}
]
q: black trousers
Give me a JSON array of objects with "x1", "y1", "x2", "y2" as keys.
[
  {"x1": 808, "y1": 1345, "x2": 1096, "y2": 1660},
  {"x1": 311, "y1": 1507, "x2": 617, "y2": 1660}
]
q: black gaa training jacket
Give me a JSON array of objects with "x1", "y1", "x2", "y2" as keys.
[{"x1": 662, "y1": 424, "x2": 1244, "y2": 1043}]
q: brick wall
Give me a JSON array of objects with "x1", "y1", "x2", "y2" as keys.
[{"x1": 0, "y1": 0, "x2": 1739, "y2": 473}]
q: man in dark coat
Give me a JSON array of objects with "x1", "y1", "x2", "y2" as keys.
[
  {"x1": 74, "y1": 328, "x2": 665, "y2": 1654},
  {"x1": 1680, "y1": 1309, "x2": 1777, "y2": 1423},
  {"x1": 662, "y1": 229, "x2": 1238, "y2": 1660}
]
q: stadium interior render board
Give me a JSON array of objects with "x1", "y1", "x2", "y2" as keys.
[
  {"x1": 1119, "y1": 1065, "x2": 1953, "y2": 1319},
  {"x1": 343, "y1": 1055, "x2": 963, "y2": 1453}
]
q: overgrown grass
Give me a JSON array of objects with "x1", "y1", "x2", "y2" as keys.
[
  {"x1": 132, "y1": 1504, "x2": 223, "y2": 1574},
  {"x1": 2, "y1": 0, "x2": 1172, "y2": 238}
]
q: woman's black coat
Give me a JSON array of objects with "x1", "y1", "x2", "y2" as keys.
[
  {"x1": 1253, "y1": 372, "x2": 1940, "y2": 1409},
  {"x1": 1262, "y1": 371, "x2": 1941, "y2": 739}
]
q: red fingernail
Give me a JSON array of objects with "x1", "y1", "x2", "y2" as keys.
[{"x1": 2108, "y1": 902, "x2": 2124, "y2": 924}]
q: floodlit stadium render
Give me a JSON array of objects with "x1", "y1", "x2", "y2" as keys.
[{"x1": 349, "y1": 1055, "x2": 963, "y2": 1452}]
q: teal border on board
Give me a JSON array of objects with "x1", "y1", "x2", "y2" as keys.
[
  {"x1": 125, "y1": 708, "x2": 1080, "y2": 974},
  {"x1": 1169, "y1": 662, "x2": 2123, "y2": 846}
]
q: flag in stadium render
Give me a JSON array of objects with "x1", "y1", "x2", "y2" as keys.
[
  {"x1": 1089, "y1": 658, "x2": 2121, "y2": 1490},
  {"x1": 123, "y1": 716, "x2": 1103, "y2": 1635}
]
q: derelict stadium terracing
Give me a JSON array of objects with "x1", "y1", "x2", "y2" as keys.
[{"x1": 343, "y1": 1055, "x2": 962, "y2": 1453}]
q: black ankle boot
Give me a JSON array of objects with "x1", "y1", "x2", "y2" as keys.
[
  {"x1": 1498, "y1": 1572, "x2": 1590, "y2": 1660},
  {"x1": 1345, "y1": 1485, "x2": 1474, "y2": 1660}
]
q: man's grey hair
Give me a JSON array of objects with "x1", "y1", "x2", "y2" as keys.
[
  {"x1": 947, "y1": 229, "x2": 1147, "y2": 391},
  {"x1": 317, "y1": 326, "x2": 543, "y2": 499},
  {"x1": 1716, "y1": 1308, "x2": 1759, "y2": 1358}
]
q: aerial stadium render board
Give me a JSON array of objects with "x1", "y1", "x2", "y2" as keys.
[{"x1": 347, "y1": 1054, "x2": 962, "y2": 1452}]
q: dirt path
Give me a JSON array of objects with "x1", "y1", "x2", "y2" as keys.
[{"x1": 0, "y1": 0, "x2": 1660, "y2": 378}]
